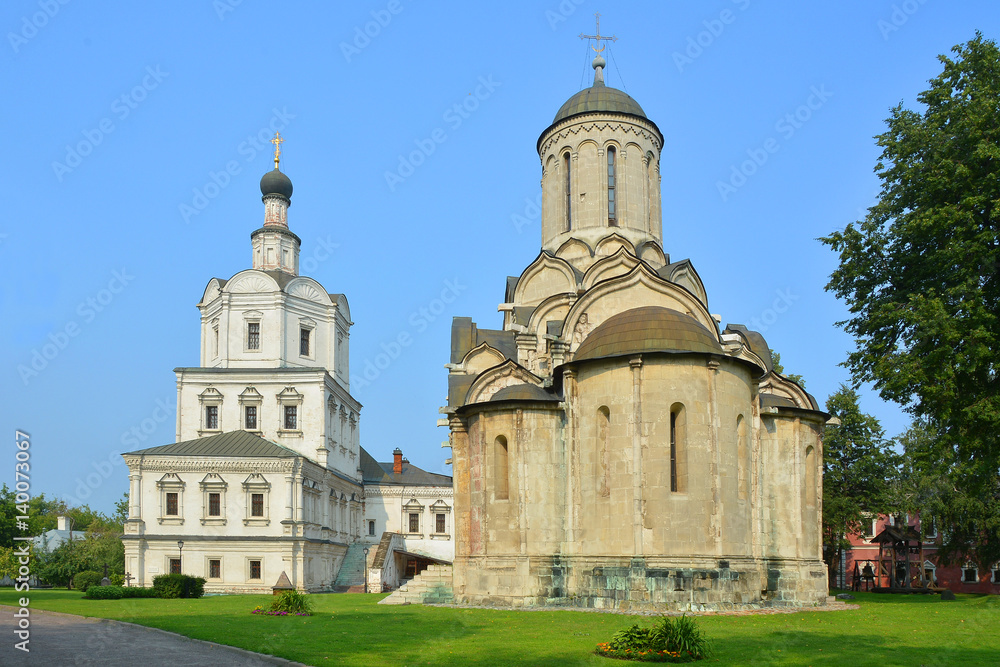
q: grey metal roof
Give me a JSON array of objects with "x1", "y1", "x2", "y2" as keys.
[
  {"x1": 724, "y1": 324, "x2": 773, "y2": 373},
  {"x1": 360, "y1": 447, "x2": 452, "y2": 486},
  {"x1": 490, "y1": 384, "x2": 560, "y2": 403},
  {"x1": 124, "y1": 430, "x2": 300, "y2": 458}
]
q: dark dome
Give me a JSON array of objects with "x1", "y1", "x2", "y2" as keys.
[
  {"x1": 553, "y1": 84, "x2": 646, "y2": 124},
  {"x1": 490, "y1": 384, "x2": 559, "y2": 403},
  {"x1": 260, "y1": 168, "x2": 293, "y2": 199},
  {"x1": 574, "y1": 307, "x2": 721, "y2": 362}
]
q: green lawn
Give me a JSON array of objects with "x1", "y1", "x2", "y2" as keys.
[{"x1": 1, "y1": 589, "x2": 997, "y2": 666}]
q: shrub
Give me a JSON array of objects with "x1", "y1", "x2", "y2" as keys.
[
  {"x1": 73, "y1": 571, "x2": 103, "y2": 591},
  {"x1": 109, "y1": 573, "x2": 125, "y2": 586},
  {"x1": 250, "y1": 590, "x2": 314, "y2": 616},
  {"x1": 85, "y1": 585, "x2": 123, "y2": 600},
  {"x1": 84, "y1": 585, "x2": 158, "y2": 600},
  {"x1": 596, "y1": 616, "x2": 710, "y2": 662},
  {"x1": 271, "y1": 590, "x2": 313, "y2": 614},
  {"x1": 152, "y1": 574, "x2": 206, "y2": 599}
]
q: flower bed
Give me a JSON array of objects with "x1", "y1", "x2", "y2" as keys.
[{"x1": 594, "y1": 616, "x2": 709, "y2": 663}]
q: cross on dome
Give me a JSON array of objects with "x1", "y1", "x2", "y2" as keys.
[
  {"x1": 270, "y1": 132, "x2": 284, "y2": 170},
  {"x1": 579, "y1": 12, "x2": 617, "y2": 54}
]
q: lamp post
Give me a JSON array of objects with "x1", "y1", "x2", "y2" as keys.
[
  {"x1": 363, "y1": 547, "x2": 370, "y2": 594},
  {"x1": 177, "y1": 540, "x2": 184, "y2": 574}
]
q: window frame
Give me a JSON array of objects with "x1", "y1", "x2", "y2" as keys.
[
  {"x1": 246, "y1": 321, "x2": 261, "y2": 351},
  {"x1": 242, "y1": 474, "x2": 271, "y2": 526},
  {"x1": 962, "y1": 564, "x2": 979, "y2": 584},
  {"x1": 208, "y1": 558, "x2": 222, "y2": 580},
  {"x1": 156, "y1": 473, "x2": 185, "y2": 526},
  {"x1": 607, "y1": 145, "x2": 617, "y2": 226},
  {"x1": 169, "y1": 558, "x2": 181, "y2": 575},
  {"x1": 248, "y1": 558, "x2": 262, "y2": 581},
  {"x1": 199, "y1": 473, "x2": 227, "y2": 526}
]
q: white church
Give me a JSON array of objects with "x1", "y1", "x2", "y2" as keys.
[{"x1": 121, "y1": 141, "x2": 452, "y2": 592}]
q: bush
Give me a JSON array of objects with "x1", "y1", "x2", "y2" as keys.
[
  {"x1": 251, "y1": 590, "x2": 314, "y2": 616},
  {"x1": 85, "y1": 585, "x2": 122, "y2": 600},
  {"x1": 73, "y1": 571, "x2": 103, "y2": 591},
  {"x1": 109, "y1": 573, "x2": 125, "y2": 586},
  {"x1": 152, "y1": 574, "x2": 205, "y2": 599},
  {"x1": 596, "y1": 616, "x2": 710, "y2": 662},
  {"x1": 84, "y1": 585, "x2": 158, "y2": 600}
]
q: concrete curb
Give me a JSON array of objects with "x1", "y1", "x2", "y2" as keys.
[{"x1": 0, "y1": 605, "x2": 309, "y2": 666}]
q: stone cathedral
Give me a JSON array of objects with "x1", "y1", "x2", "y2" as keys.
[{"x1": 443, "y1": 54, "x2": 830, "y2": 610}]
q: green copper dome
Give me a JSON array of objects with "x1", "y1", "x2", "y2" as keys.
[{"x1": 553, "y1": 83, "x2": 646, "y2": 124}]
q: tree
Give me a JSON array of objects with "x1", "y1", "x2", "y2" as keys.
[
  {"x1": 769, "y1": 349, "x2": 806, "y2": 388},
  {"x1": 821, "y1": 34, "x2": 1000, "y2": 560},
  {"x1": 822, "y1": 386, "x2": 901, "y2": 583},
  {"x1": 897, "y1": 419, "x2": 1000, "y2": 568}
]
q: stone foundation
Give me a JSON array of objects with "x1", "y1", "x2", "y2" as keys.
[{"x1": 454, "y1": 555, "x2": 829, "y2": 612}]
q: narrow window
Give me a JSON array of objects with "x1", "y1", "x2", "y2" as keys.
[
  {"x1": 436, "y1": 513, "x2": 446, "y2": 534},
  {"x1": 737, "y1": 415, "x2": 748, "y2": 500},
  {"x1": 300, "y1": 328, "x2": 310, "y2": 356},
  {"x1": 669, "y1": 404, "x2": 686, "y2": 493},
  {"x1": 597, "y1": 406, "x2": 610, "y2": 498},
  {"x1": 166, "y1": 492, "x2": 178, "y2": 516},
  {"x1": 670, "y1": 412, "x2": 678, "y2": 492},
  {"x1": 495, "y1": 435, "x2": 509, "y2": 500},
  {"x1": 284, "y1": 405, "x2": 297, "y2": 430},
  {"x1": 251, "y1": 493, "x2": 264, "y2": 517},
  {"x1": 607, "y1": 146, "x2": 617, "y2": 226},
  {"x1": 368, "y1": 520, "x2": 376, "y2": 536},
  {"x1": 247, "y1": 322, "x2": 260, "y2": 350},
  {"x1": 205, "y1": 405, "x2": 218, "y2": 430},
  {"x1": 169, "y1": 558, "x2": 181, "y2": 575},
  {"x1": 244, "y1": 405, "x2": 257, "y2": 430},
  {"x1": 563, "y1": 152, "x2": 572, "y2": 230},
  {"x1": 213, "y1": 327, "x2": 219, "y2": 357},
  {"x1": 409, "y1": 513, "x2": 420, "y2": 533},
  {"x1": 249, "y1": 560, "x2": 261, "y2": 580},
  {"x1": 208, "y1": 492, "x2": 221, "y2": 517},
  {"x1": 209, "y1": 559, "x2": 221, "y2": 579}
]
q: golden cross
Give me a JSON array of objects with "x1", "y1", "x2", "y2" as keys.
[
  {"x1": 270, "y1": 132, "x2": 284, "y2": 170},
  {"x1": 579, "y1": 12, "x2": 616, "y2": 53}
]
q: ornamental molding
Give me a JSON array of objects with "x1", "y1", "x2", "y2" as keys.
[
  {"x1": 540, "y1": 120, "x2": 662, "y2": 156},
  {"x1": 231, "y1": 276, "x2": 273, "y2": 294},
  {"x1": 129, "y1": 458, "x2": 295, "y2": 474},
  {"x1": 363, "y1": 486, "x2": 453, "y2": 499},
  {"x1": 289, "y1": 283, "x2": 325, "y2": 303}
]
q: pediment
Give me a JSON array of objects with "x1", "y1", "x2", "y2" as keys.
[
  {"x1": 663, "y1": 260, "x2": 708, "y2": 307},
  {"x1": 199, "y1": 473, "x2": 227, "y2": 488},
  {"x1": 226, "y1": 270, "x2": 279, "y2": 294},
  {"x1": 513, "y1": 252, "x2": 578, "y2": 307},
  {"x1": 199, "y1": 278, "x2": 225, "y2": 306},
  {"x1": 286, "y1": 277, "x2": 332, "y2": 305},
  {"x1": 461, "y1": 343, "x2": 509, "y2": 376},
  {"x1": 465, "y1": 360, "x2": 544, "y2": 406},
  {"x1": 582, "y1": 247, "x2": 643, "y2": 290}
]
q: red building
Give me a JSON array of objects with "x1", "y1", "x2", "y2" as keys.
[{"x1": 836, "y1": 514, "x2": 1000, "y2": 595}]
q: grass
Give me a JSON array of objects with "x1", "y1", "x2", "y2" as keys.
[{"x1": 1, "y1": 588, "x2": 997, "y2": 666}]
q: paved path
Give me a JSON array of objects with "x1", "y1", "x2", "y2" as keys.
[{"x1": 0, "y1": 606, "x2": 307, "y2": 666}]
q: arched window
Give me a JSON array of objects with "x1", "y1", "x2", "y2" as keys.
[
  {"x1": 670, "y1": 403, "x2": 686, "y2": 493},
  {"x1": 607, "y1": 146, "x2": 617, "y2": 226},
  {"x1": 494, "y1": 435, "x2": 509, "y2": 501},
  {"x1": 737, "y1": 415, "x2": 748, "y2": 500},
  {"x1": 805, "y1": 445, "x2": 817, "y2": 511},
  {"x1": 597, "y1": 406, "x2": 610, "y2": 498},
  {"x1": 563, "y1": 152, "x2": 572, "y2": 231}
]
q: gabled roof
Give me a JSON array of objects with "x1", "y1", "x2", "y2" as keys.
[
  {"x1": 124, "y1": 430, "x2": 300, "y2": 458},
  {"x1": 360, "y1": 447, "x2": 452, "y2": 487}
]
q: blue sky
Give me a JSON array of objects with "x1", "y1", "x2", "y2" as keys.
[{"x1": 2, "y1": 1, "x2": 996, "y2": 514}]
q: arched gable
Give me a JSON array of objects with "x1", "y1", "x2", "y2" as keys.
[
  {"x1": 563, "y1": 264, "x2": 719, "y2": 355},
  {"x1": 636, "y1": 240, "x2": 667, "y2": 269},
  {"x1": 461, "y1": 343, "x2": 509, "y2": 376},
  {"x1": 285, "y1": 276, "x2": 334, "y2": 305},
  {"x1": 594, "y1": 233, "x2": 636, "y2": 257},
  {"x1": 525, "y1": 293, "x2": 573, "y2": 341},
  {"x1": 199, "y1": 278, "x2": 226, "y2": 307},
  {"x1": 759, "y1": 372, "x2": 815, "y2": 410},
  {"x1": 663, "y1": 260, "x2": 708, "y2": 307},
  {"x1": 582, "y1": 246, "x2": 643, "y2": 290},
  {"x1": 513, "y1": 252, "x2": 578, "y2": 307},
  {"x1": 223, "y1": 270, "x2": 280, "y2": 295},
  {"x1": 554, "y1": 237, "x2": 593, "y2": 264},
  {"x1": 465, "y1": 360, "x2": 544, "y2": 406}
]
